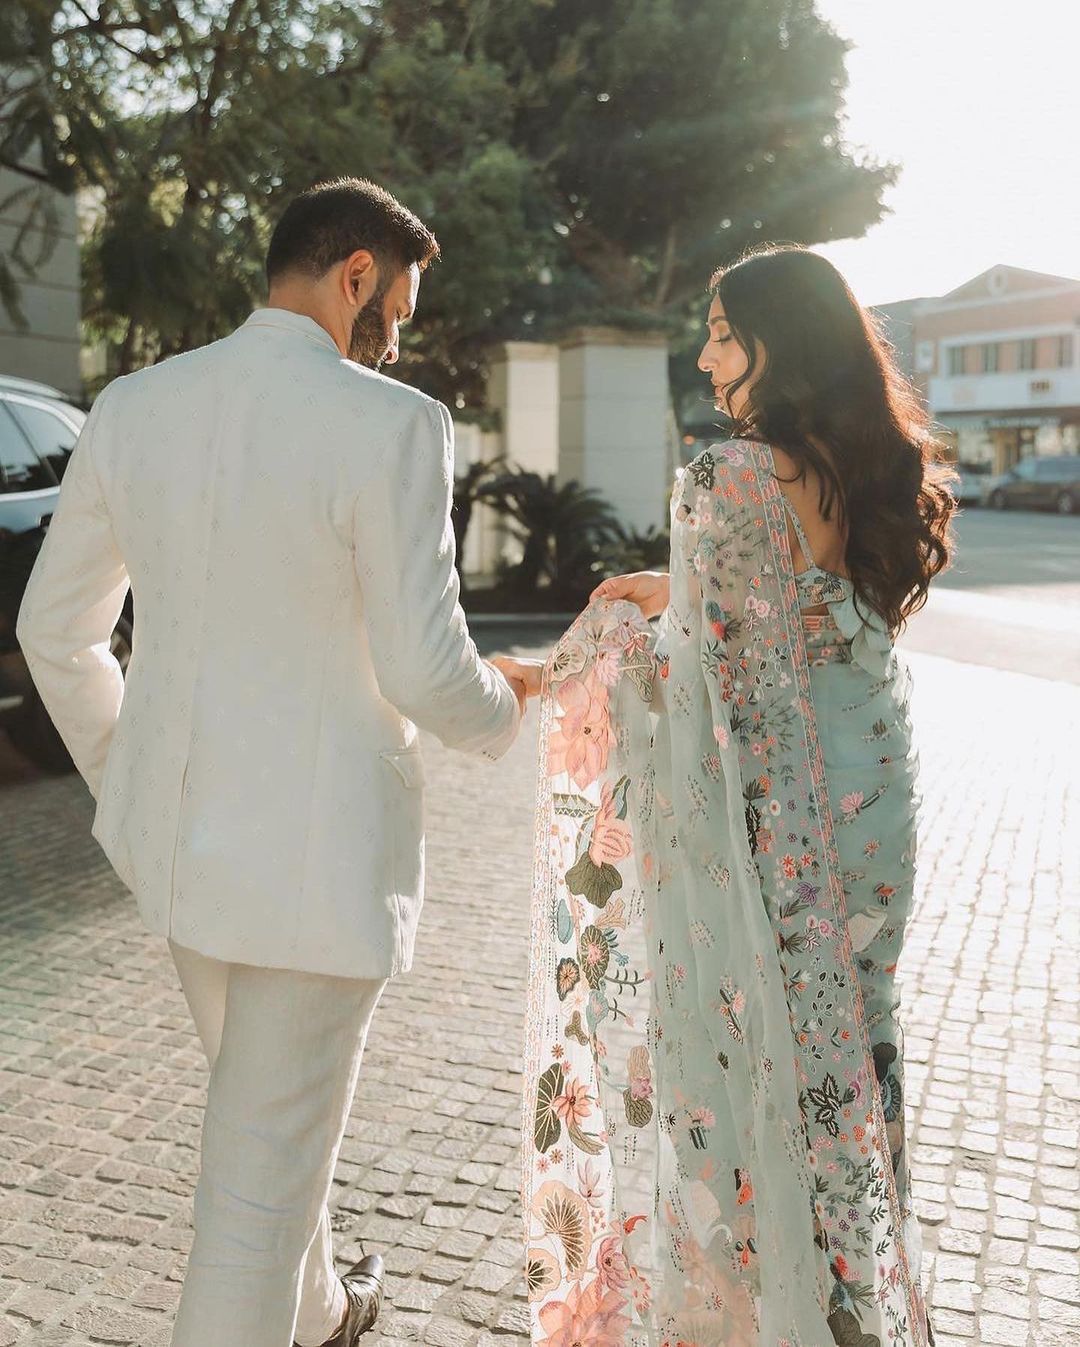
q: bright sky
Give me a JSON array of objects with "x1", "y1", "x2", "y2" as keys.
[{"x1": 812, "y1": 0, "x2": 1080, "y2": 306}]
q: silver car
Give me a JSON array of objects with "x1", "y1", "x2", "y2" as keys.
[
  {"x1": 952, "y1": 461, "x2": 992, "y2": 506},
  {"x1": 982, "y1": 454, "x2": 1080, "y2": 514}
]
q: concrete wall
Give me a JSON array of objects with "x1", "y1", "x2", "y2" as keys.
[
  {"x1": 558, "y1": 328, "x2": 671, "y2": 532},
  {"x1": 451, "y1": 418, "x2": 505, "y2": 582},
  {"x1": 487, "y1": 341, "x2": 559, "y2": 476},
  {"x1": 458, "y1": 332, "x2": 673, "y2": 586},
  {"x1": 0, "y1": 168, "x2": 81, "y2": 399}
]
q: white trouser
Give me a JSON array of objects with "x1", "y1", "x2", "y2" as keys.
[{"x1": 168, "y1": 940, "x2": 385, "y2": 1347}]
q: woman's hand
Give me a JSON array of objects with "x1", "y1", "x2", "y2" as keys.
[
  {"x1": 490, "y1": 655, "x2": 545, "y2": 704},
  {"x1": 590, "y1": 571, "x2": 670, "y2": 620}
]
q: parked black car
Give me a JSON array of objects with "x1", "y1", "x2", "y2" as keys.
[
  {"x1": 0, "y1": 376, "x2": 133, "y2": 771},
  {"x1": 984, "y1": 453, "x2": 1080, "y2": 514}
]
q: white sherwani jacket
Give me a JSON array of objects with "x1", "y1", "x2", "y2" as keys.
[{"x1": 17, "y1": 309, "x2": 520, "y2": 978}]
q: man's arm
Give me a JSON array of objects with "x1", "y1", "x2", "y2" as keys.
[
  {"x1": 16, "y1": 388, "x2": 129, "y2": 799},
  {"x1": 352, "y1": 396, "x2": 520, "y2": 759}
]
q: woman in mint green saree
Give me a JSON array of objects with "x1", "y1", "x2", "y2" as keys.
[{"x1": 520, "y1": 248, "x2": 955, "y2": 1346}]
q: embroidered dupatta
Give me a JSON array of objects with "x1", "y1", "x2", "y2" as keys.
[{"x1": 522, "y1": 441, "x2": 929, "y2": 1347}]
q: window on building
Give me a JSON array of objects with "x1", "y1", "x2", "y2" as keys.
[
  {"x1": 981, "y1": 343, "x2": 1000, "y2": 373},
  {"x1": 1056, "y1": 334, "x2": 1074, "y2": 368},
  {"x1": 947, "y1": 345, "x2": 965, "y2": 376},
  {"x1": 1018, "y1": 339, "x2": 1036, "y2": 370}
]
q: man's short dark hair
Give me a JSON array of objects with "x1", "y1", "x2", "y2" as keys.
[{"x1": 265, "y1": 177, "x2": 439, "y2": 286}]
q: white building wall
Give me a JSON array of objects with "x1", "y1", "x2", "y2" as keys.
[
  {"x1": 929, "y1": 367, "x2": 1080, "y2": 415},
  {"x1": 488, "y1": 341, "x2": 559, "y2": 476},
  {"x1": 558, "y1": 329, "x2": 670, "y2": 532},
  {"x1": 0, "y1": 168, "x2": 81, "y2": 399},
  {"x1": 451, "y1": 419, "x2": 504, "y2": 581}
]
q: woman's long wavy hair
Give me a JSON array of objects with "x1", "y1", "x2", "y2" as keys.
[{"x1": 710, "y1": 244, "x2": 955, "y2": 632}]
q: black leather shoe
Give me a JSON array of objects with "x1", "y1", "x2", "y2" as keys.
[{"x1": 295, "y1": 1252, "x2": 384, "y2": 1346}]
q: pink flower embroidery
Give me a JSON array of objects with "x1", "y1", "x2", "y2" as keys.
[
  {"x1": 553, "y1": 1076, "x2": 593, "y2": 1126},
  {"x1": 588, "y1": 783, "x2": 633, "y2": 865},
  {"x1": 548, "y1": 673, "x2": 616, "y2": 789},
  {"x1": 840, "y1": 791, "x2": 864, "y2": 815},
  {"x1": 537, "y1": 1278, "x2": 631, "y2": 1347},
  {"x1": 592, "y1": 646, "x2": 622, "y2": 686},
  {"x1": 578, "y1": 1159, "x2": 606, "y2": 1209},
  {"x1": 595, "y1": 1235, "x2": 632, "y2": 1290}
]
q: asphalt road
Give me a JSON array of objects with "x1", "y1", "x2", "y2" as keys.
[
  {"x1": 900, "y1": 506, "x2": 1079, "y2": 683},
  {"x1": 475, "y1": 506, "x2": 1080, "y2": 685}
]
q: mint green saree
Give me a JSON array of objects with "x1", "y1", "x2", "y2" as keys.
[{"x1": 522, "y1": 440, "x2": 931, "y2": 1346}]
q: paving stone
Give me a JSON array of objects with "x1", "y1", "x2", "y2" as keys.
[
  {"x1": 0, "y1": 650, "x2": 1077, "y2": 1347},
  {"x1": 454, "y1": 1291, "x2": 496, "y2": 1327},
  {"x1": 392, "y1": 1279, "x2": 448, "y2": 1313},
  {"x1": 977, "y1": 1313, "x2": 1030, "y2": 1346}
]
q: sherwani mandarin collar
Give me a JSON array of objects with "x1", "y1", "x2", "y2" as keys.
[{"x1": 242, "y1": 308, "x2": 341, "y2": 355}]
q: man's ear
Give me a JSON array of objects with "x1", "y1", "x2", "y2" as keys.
[{"x1": 344, "y1": 249, "x2": 378, "y2": 306}]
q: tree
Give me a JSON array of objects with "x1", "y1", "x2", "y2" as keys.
[
  {"x1": 2, "y1": 1, "x2": 894, "y2": 406},
  {"x1": 484, "y1": 0, "x2": 893, "y2": 313},
  {"x1": 481, "y1": 468, "x2": 619, "y2": 603},
  {"x1": 594, "y1": 523, "x2": 672, "y2": 578}
]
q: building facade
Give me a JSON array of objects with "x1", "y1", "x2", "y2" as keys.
[
  {"x1": 895, "y1": 265, "x2": 1080, "y2": 472},
  {"x1": 0, "y1": 168, "x2": 82, "y2": 401}
]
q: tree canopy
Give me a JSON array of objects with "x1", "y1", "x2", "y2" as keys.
[{"x1": 1, "y1": 0, "x2": 895, "y2": 406}]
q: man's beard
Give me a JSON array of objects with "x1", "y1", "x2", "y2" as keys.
[{"x1": 347, "y1": 276, "x2": 392, "y2": 370}]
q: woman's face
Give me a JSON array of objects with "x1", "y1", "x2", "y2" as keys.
[{"x1": 697, "y1": 296, "x2": 756, "y2": 418}]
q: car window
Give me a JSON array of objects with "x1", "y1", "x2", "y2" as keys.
[
  {"x1": 0, "y1": 402, "x2": 58, "y2": 493},
  {"x1": 7, "y1": 399, "x2": 80, "y2": 481},
  {"x1": 1036, "y1": 461, "x2": 1061, "y2": 479},
  {"x1": 1013, "y1": 458, "x2": 1038, "y2": 479},
  {"x1": 43, "y1": 398, "x2": 87, "y2": 434}
]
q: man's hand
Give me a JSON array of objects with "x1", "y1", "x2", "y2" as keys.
[
  {"x1": 590, "y1": 570, "x2": 669, "y2": 620},
  {"x1": 489, "y1": 655, "x2": 545, "y2": 709}
]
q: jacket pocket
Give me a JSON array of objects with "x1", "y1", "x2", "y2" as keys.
[{"x1": 379, "y1": 746, "x2": 426, "y2": 790}]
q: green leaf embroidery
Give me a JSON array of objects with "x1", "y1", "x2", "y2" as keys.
[
  {"x1": 534, "y1": 1062, "x2": 565, "y2": 1153},
  {"x1": 567, "y1": 1117, "x2": 605, "y2": 1155},
  {"x1": 565, "y1": 853, "x2": 623, "y2": 908},
  {"x1": 623, "y1": 1088, "x2": 654, "y2": 1128}
]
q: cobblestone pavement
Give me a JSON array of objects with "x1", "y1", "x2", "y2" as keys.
[{"x1": 1, "y1": 642, "x2": 1077, "y2": 1347}]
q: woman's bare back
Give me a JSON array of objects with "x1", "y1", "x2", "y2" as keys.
[
  {"x1": 769, "y1": 444, "x2": 849, "y2": 615},
  {"x1": 771, "y1": 444, "x2": 849, "y2": 586}
]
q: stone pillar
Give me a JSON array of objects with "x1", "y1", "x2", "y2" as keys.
[
  {"x1": 451, "y1": 419, "x2": 504, "y2": 581},
  {"x1": 487, "y1": 341, "x2": 559, "y2": 475},
  {"x1": 558, "y1": 327, "x2": 671, "y2": 531}
]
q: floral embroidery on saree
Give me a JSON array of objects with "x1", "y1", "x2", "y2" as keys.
[{"x1": 522, "y1": 440, "x2": 930, "y2": 1347}]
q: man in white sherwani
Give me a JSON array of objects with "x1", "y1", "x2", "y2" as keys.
[{"x1": 17, "y1": 178, "x2": 529, "y2": 1347}]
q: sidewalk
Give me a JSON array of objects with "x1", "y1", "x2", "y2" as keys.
[{"x1": 0, "y1": 650, "x2": 1077, "y2": 1347}]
